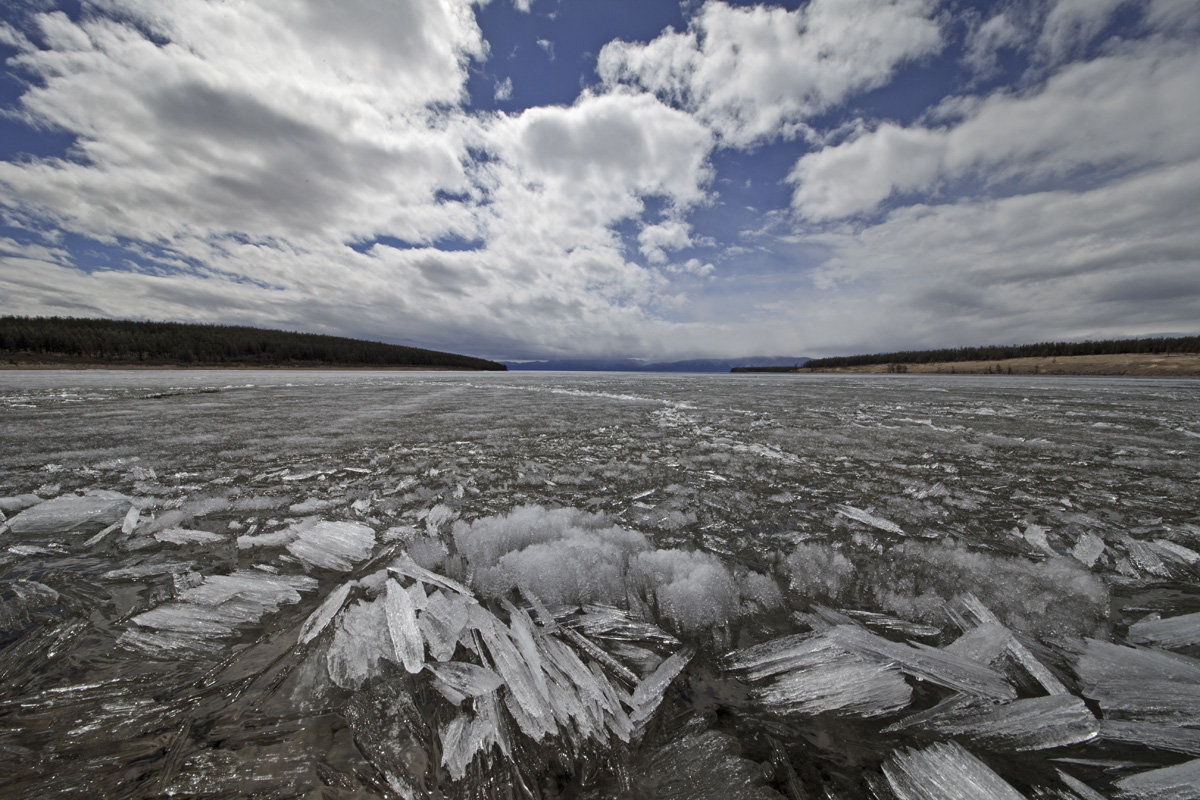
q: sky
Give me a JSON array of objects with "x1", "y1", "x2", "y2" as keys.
[{"x1": 0, "y1": 0, "x2": 1197, "y2": 361}]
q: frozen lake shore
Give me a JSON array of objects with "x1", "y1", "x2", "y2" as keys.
[{"x1": 1, "y1": 370, "x2": 1198, "y2": 798}]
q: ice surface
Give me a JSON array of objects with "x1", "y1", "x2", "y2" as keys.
[
  {"x1": 883, "y1": 741, "x2": 1026, "y2": 800},
  {"x1": 6, "y1": 490, "x2": 132, "y2": 534},
  {"x1": 3, "y1": 370, "x2": 1200, "y2": 798}
]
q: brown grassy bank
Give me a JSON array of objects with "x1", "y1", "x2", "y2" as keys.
[{"x1": 804, "y1": 352, "x2": 1200, "y2": 377}]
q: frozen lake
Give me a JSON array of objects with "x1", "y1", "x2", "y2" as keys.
[{"x1": 1, "y1": 369, "x2": 1199, "y2": 798}]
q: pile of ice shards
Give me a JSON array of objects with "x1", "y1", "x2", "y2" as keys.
[
  {"x1": 722, "y1": 590, "x2": 1200, "y2": 799},
  {"x1": 295, "y1": 553, "x2": 695, "y2": 795}
]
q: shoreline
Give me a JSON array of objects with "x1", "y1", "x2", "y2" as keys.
[{"x1": 792, "y1": 352, "x2": 1200, "y2": 377}]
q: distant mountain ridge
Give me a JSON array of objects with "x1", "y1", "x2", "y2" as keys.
[{"x1": 503, "y1": 356, "x2": 810, "y2": 373}]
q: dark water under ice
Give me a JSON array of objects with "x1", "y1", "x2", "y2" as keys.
[{"x1": 1, "y1": 370, "x2": 1198, "y2": 798}]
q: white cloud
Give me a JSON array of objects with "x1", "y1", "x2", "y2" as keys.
[
  {"x1": 0, "y1": 1, "x2": 486, "y2": 244},
  {"x1": 494, "y1": 76, "x2": 513, "y2": 101},
  {"x1": 790, "y1": 42, "x2": 1200, "y2": 220},
  {"x1": 793, "y1": 159, "x2": 1200, "y2": 350},
  {"x1": 598, "y1": 0, "x2": 942, "y2": 146},
  {"x1": 1039, "y1": 0, "x2": 1127, "y2": 62},
  {"x1": 638, "y1": 220, "x2": 693, "y2": 264},
  {"x1": 963, "y1": 12, "x2": 1026, "y2": 74},
  {"x1": 536, "y1": 38, "x2": 555, "y2": 60}
]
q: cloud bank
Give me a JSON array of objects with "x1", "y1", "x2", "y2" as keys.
[{"x1": 0, "y1": 0, "x2": 1196, "y2": 358}]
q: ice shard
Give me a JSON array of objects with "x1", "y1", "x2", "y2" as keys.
[
  {"x1": 286, "y1": 520, "x2": 375, "y2": 571},
  {"x1": 885, "y1": 695, "x2": 1099, "y2": 751},
  {"x1": 1129, "y1": 612, "x2": 1200, "y2": 651},
  {"x1": 1114, "y1": 758, "x2": 1200, "y2": 799},
  {"x1": 836, "y1": 504, "x2": 905, "y2": 535},
  {"x1": 828, "y1": 625, "x2": 1016, "y2": 700},
  {"x1": 1076, "y1": 639, "x2": 1200, "y2": 722},
  {"x1": 297, "y1": 580, "x2": 353, "y2": 644},
  {"x1": 426, "y1": 661, "x2": 503, "y2": 699},
  {"x1": 883, "y1": 741, "x2": 1026, "y2": 800},
  {"x1": 630, "y1": 647, "x2": 692, "y2": 724},
  {"x1": 7, "y1": 491, "x2": 132, "y2": 535},
  {"x1": 753, "y1": 658, "x2": 913, "y2": 718},
  {"x1": 382, "y1": 578, "x2": 424, "y2": 673}
]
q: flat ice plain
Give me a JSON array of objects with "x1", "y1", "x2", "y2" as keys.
[{"x1": 1, "y1": 369, "x2": 1198, "y2": 798}]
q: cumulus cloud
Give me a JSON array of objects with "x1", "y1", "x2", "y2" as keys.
[
  {"x1": 0, "y1": 1, "x2": 486, "y2": 244},
  {"x1": 791, "y1": 158, "x2": 1200, "y2": 349},
  {"x1": 598, "y1": 0, "x2": 942, "y2": 146},
  {"x1": 789, "y1": 42, "x2": 1200, "y2": 220}
]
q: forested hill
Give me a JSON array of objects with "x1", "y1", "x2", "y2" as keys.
[
  {"x1": 800, "y1": 335, "x2": 1200, "y2": 370},
  {"x1": 0, "y1": 316, "x2": 505, "y2": 370}
]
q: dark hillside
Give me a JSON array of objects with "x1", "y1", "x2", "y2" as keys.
[{"x1": 0, "y1": 316, "x2": 505, "y2": 370}]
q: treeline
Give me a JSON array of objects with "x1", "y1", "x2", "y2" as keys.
[
  {"x1": 803, "y1": 335, "x2": 1200, "y2": 370},
  {"x1": 0, "y1": 316, "x2": 505, "y2": 370}
]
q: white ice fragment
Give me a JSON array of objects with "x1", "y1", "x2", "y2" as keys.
[
  {"x1": 883, "y1": 741, "x2": 1026, "y2": 800},
  {"x1": 1130, "y1": 612, "x2": 1200, "y2": 650},
  {"x1": 1071, "y1": 533, "x2": 1105, "y2": 567},
  {"x1": 7, "y1": 490, "x2": 132, "y2": 534},
  {"x1": 755, "y1": 659, "x2": 913, "y2": 719},
  {"x1": 439, "y1": 714, "x2": 473, "y2": 781},
  {"x1": 383, "y1": 579, "x2": 424, "y2": 673},
  {"x1": 1153, "y1": 539, "x2": 1200, "y2": 566},
  {"x1": 427, "y1": 661, "x2": 503, "y2": 698},
  {"x1": 154, "y1": 528, "x2": 226, "y2": 545},
  {"x1": 419, "y1": 589, "x2": 470, "y2": 662},
  {"x1": 836, "y1": 504, "x2": 905, "y2": 536},
  {"x1": 286, "y1": 520, "x2": 375, "y2": 571},
  {"x1": 1023, "y1": 524, "x2": 1058, "y2": 556},
  {"x1": 1114, "y1": 758, "x2": 1200, "y2": 799},
  {"x1": 630, "y1": 647, "x2": 692, "y2": 724},
  {"x1": 1124, "y1": 536, "x2": 1171, "y2": 578},
  {"x1": 236, "y1": 528, "x2": 296, "y2": 549},
  {"x1": 121, "y1": 506, "x2": 140, "y2": 534},
  {"x1": 326, "y1": 598, "x2": 390, "y2": 689},
  {"x1": 886, "y1": 695, "x2": 1098, "y2": 751}
]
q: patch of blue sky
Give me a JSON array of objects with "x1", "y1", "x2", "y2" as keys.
[{"x1": 348, "y1": 234, "x2": 485, "y2": 256}]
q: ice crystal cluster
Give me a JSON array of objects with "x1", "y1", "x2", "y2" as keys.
[{"x1": 1, "y1": 370, "x2": 1199, "y2": 798}]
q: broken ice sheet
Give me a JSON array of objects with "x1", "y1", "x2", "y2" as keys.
[{"x1": 883, "y1": 741, "x2": 1026, "y2": 800}]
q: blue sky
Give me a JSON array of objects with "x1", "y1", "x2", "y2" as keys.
[{"x1": 0, "y1": 0, "x2": 1197, "y2": 360}]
